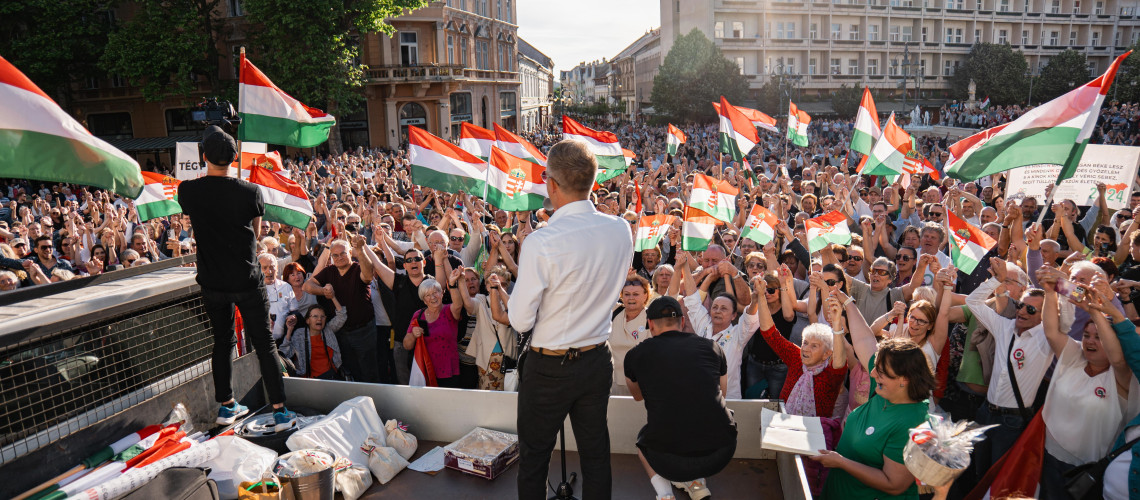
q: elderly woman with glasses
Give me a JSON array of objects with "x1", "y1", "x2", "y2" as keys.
[
  {"x1": 611, "y1": 274, "x2": 652, "y2": 396},
  {"x1": 404, "y1": 268, "x2": 467, "y2": 388}
]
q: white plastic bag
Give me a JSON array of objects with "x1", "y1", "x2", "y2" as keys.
[
  {"x1": 333, "y1": 457, "x2": 372, "y2": 500},
  {"x1": 362, "y1": 436, "x2": 408, "y2": 485},
  {"x1": 503, "y1": 369, "x2": 519, "y2": 392},
  {"x1": 203, "y1": 436, "x2": 278, "y2": 500},
  {"x1": 286, "y1": 396, "x2": 385, "y2": 467},
  {"x1": 384, "y1": 419, "x2": 418, "y2": 460}
]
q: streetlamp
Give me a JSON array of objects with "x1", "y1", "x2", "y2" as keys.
[
  {"x1": 892, "y1": 43, "x2": 919, "y2": 119},
  {"x1": 1026, "y1": 69, "x2": 1039, "y2": 106},
  {"x1": 776, "y1": 63, "x2": 803, "y2": 113}
]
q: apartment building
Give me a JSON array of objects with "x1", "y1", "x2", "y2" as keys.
[{"x1": 518, "y1": 38, "x2": 554, "y2": 132}]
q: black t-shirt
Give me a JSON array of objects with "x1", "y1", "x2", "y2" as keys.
[
  {"x1": 390, "y1": 272, "x2": 429, "y2": 342},
  {"x1": 313, "y1": 262, "x2": 375, "y2": 330},
  {"x1": 179, "y1": 176, "x2": 263, "y2": 292},
  {"x1": 624, "y1": 331, "x2": 737, "y2": 455}
]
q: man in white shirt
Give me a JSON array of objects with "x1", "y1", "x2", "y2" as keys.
[
  {"x1": 259, "y1": 253, "x2": 293, "y2": 326},
  {"x1": 965, "y1": 257, "x2": 1053, "y2": 477},
  {"x1": 509, "y1": 140, "x2": 634, "y2": 500}
]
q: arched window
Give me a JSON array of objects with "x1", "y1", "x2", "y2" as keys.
[{"x1": 399, "y1": 102, "x2": 428, "y2": 144}]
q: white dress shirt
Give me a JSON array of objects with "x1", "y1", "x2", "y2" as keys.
[
  {"x1": 508, "y1": 200, "x2": 634, "y2": 350},
  {"x1": 684, "y1": 292, "x2": 760, "y2": 400},
  {"x1": 266, "y1": 279, "x2": 294, "y2": 320},
  {"x1": 966, "y1": 278, "x2": 1054, "y2": 409}
]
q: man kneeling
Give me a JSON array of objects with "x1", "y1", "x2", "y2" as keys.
[{"x1": 625, "y1": 296, "x2": 738, "y2": 500}]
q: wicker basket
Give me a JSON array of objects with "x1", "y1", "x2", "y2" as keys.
[{"x1": 903, "y1": 439, "x2": 968, "y2": 487}]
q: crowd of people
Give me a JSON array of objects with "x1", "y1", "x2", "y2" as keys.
[
  {"x1": 938, "y1": 99, "x2": 1140, "y2": 145},
  {"x1": 3, "y1": 106, "x2": 1140, "y2": 499}
]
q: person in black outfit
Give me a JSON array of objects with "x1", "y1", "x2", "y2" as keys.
[
  {"x1": 625, "y1": 296, "x2": 738, "y2": 500},
  {"x1": 179, "y1": 126, "x2": 295, "y2": 430}
]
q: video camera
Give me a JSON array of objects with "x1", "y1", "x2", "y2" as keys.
[{"x1": 191, "y1": 97, "x2": 241, "y2": 135}]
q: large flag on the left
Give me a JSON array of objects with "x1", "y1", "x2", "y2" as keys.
[
  {"x1": 787, "y1": 101, "x2": 811, "y2": 147},
  {"x1": 851, "y1": 88, "x2": 881, "y2": 156},
  {"x1": 947, "y1": 209, "x2": 996, "y2": 274},
  {"x1": 666, "y1": 124, "x2": 686, "y2": 155},
  {"x1": 249, "y1": 164, "x2": 314, "y2": 229},
  {"x1": 717, "y1": 96, "x2": 759, "y2": 161},
  {"x1": 947, "y1": 51, "x2": 1131, "y2": 183},
  {"x1": 0, "y1": 55, "x2": 144, "y2": 198},
  {"x1": 135, "y1": 172, "x2": 182, "y2": 221},
  {"x1": 408, "y1": 126, "x2": 487, "y2": 195},
  {"x1": 238, "y1": 53, "x2": 336, "y2": 148}
]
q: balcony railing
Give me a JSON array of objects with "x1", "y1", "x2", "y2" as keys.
[{"x1": 365, "y1": 64, "x2": 468, "y2": 82}]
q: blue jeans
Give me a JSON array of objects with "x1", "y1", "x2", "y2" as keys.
[
  {"x1": 743, "y1": 358, "x2": 789, "y2": 399},
  {"x1": 974, "y1": 404, "x2": 1027, "y2": 476}
]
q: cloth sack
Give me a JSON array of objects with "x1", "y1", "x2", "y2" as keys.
[
  {"x1": 362, "y1": 435, "x2": 409, "y2": 484},
  {"x1": 332, "y1": 457, "x2": 372, "y2": 500},
  {"x1": 384, "y1": 420, "x2": 418, "y2": 460}
]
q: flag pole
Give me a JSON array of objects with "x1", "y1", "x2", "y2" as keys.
[
  {"x1": 236, "y1": 46, "x2": 245, "y2": 180},
  {"x1": 1036, "y1": 144, "x2": 1083, "y2": 224}
]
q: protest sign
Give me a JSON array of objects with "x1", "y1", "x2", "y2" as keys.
[
  {"x1": 174, "y1": 142, "x2": 205, "y2": 181},
  {"x1": 1004, "y1": 144, "x2": 1140, "y2": 210}
]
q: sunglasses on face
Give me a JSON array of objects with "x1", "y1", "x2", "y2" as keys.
[
  {"x1": 38, "y1": 245, "x2": 53, "y2": 251},
  {"x1": 871, "y1": 268, "x2": 892, "y2": 277},
  {"x1": 930, "y1": 212, "x2": 944, "y2": 217},
  {"x1": 848, "y1": 256, "x2": 864, "y2": 262},
  {"x1": 404, "y1": 256, "x2": 424, "y2": 263},
  {"x1": 897, "y1": 255, "x2": 914, "y2": 262},
  {"x1": 824, "y1": 279, "x2": 840, "y2": 287},
  {"x1": 766, "y1": 287, "x2": 779, "y2": 295},
  {"x1": 449, "y1": 236, "x2": 464, "y2": 242},
  {"x1": 1014, "y1": 301, "x2": 1039, "y2": 315}
]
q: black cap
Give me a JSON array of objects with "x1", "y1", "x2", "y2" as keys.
[
  {"x1": 645, "y1": 296, "x2": 683, "y2": 320},
  {"x1": 200, "y1": 125, "x2": 237, "y2": 166}
]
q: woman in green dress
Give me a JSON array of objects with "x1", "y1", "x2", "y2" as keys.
[{"x1": 811, "y1": 290, "x2": 934, "y2": 500}]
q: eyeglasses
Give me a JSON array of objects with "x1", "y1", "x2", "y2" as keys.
[
  {"x1": 38, "y1": 245, "x2": 53, "y2": 251},
  {"x1": 824, "y1": 279, "x2": 840, "y2": 287},
  {"x1": 1014, "y1": 301, "x2": 1039, "y2": 315},
  {"x1": 125, "y1": 259, "x2": 136, "y2": 265},
  {"x1": 404, "y1": 256, "x2": 424, "y2": 263},
  {"x1": 897, "y1": 255, "x2": 914, "y2": 262},
  {"x1": 930, "y1": 212, "x2": 944, "y2": 217},
  {"x1": 849, "y1": 256, "x2": 864, "y2": 262},
  {"x1": 746, "y1": 262, "x2": 765, "y2": 269},
  {"x1": 871, "y1": 268, "x2": 892, "y2": 277},
  {"x1": 449, "y1": 236, "x2": 464, "y2": 242},
  {"x1": 908, "y1": 315, "x2": 930, "y2": 327},
  {"x1": 766, "y1": 287, "x2": 779, "y2": 294}
]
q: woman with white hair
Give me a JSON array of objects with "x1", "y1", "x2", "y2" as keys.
[{"x1": 403, "y1": 267, "x2": 467, "y2": 387}]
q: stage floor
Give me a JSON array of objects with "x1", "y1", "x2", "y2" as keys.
[{"x1": 361, "y1": 441, "x2": 783, "y2": 499}]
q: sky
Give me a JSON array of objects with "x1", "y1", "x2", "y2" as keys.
[{"x1": 517, "y1": 0, "x2": 660, "y2": 75}]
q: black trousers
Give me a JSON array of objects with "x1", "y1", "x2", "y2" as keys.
[
  {"x1": 336, "y1": 323, "x2": 380, "y2": 383},
  {"x1": 201, "y1": 286, "x2": 285, "y2": 405},
  {"x1": 516, "y1": 344, "x2": 613, "y2": 500}
]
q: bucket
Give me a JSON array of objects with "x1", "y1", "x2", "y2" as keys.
[
  {"x1": 903, "y1": 439, "x2": 967, "y2": 487},
  {"x1": 275, "y1": 450, "x2": 336, "y2": 500}
]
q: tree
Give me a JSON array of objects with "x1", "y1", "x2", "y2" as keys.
[
  {"x1": 651, "y1": 28, "x2": 750, "y2": 123},
  {"x1": 241, "y1": 0, "x2": 426, "y2": 153},
  {"x1": 1108, "y1": 45, "x2": 1140, "y2": 103},
  {"x1": 0, "y1": 0, "x2": 115, "y2": 106},
  {"x1": 101, "y1": 0, "x2": 228, "y2": 102},
  {"x1": 949, "y1": 43, "x2": 1028, "y2": 105},
  {"x1": 1036, "y1": 49, "x2": 1090, "y2": 103},
  {"x1": 831, "y1": 84, "x2": 863, "y2": 119}
]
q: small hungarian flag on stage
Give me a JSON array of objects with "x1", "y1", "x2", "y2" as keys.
[
  {"x1": 787, "y1": 101, "x2": 811, "y2": 147},
  {"x1": 947, "y1": 209, "x2": 996, "y2": 274},
  {"x1": 742, "y1": 204, "x2": 779, "y2": 246},
  {"x1": 682, "y1": 206, "x2": 720, "y2": 252},
  {"x1": 485, "y1": 146, "x2": 547, "y2": 212},
  {"x1": 716, "y1": 96, "x2": 759, "y2": 161},
  {"x1": 666, "y1": 124, "x2": 686, "y2": 155},
  {"x1": 689, "y1": 173, "x2": 738, "y2": 224},
  {"x1": 805, "y1": 211, "x2": 852, "y2": 253},
  {"x1": 249, "y1": 164, "x2": 314, "y2": 229},
  {"x1": 238, "y1": 53, "x2": 335, "y2": 148},
  {"x1": 635, "y1": 214, "x2": 675, "y2": 252},
  {"x1": 459, "y1": 122, "x2": 495, "y2": 160},
  {"x1": 408, "y1": 126, "x2": 487, "y2": 195},
  {"x1": 135, "y1": 172, "x2": 182, "y2": 221}
]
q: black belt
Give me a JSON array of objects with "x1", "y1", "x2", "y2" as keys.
[
  {"x1": 753, "y1": 358, "x2": 785, "y2": 366},
  {"x1": 986, "y1": 403, "x2": 1023, "y2": 416},
  {"x1": 530, "y1": 341, "x2": 606, "y2": 357}
]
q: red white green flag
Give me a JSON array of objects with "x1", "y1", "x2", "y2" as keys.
[
  {"x1": 486, "y1": 146, "x2": 547, "y2": 212},
  {"x1": 252, "y1": 151, "x2": 284, "y2": 172},
  {"x1": 947, "y1": 51, "x2": 1131, "y2": 182},
  {"x1": 805, "y1": 211, "x2": 852, "y2": 253},
  {"x1": 712, "y1": 101, "x2": 779, "y2": 134},
  {"x1": 851, "y1": 87, "x2": 881, "y2": 156},
  {"x1": 0, "y1": 55, "x2": 144, "y2": 198},
  {"x1": 861, "y1": 113, "x2": 912, "y2": 179},
  {"x1": 682, "y1": 206, "x2": 721, "y2": 251},
  {"x1": 947, "y1": 209, "x2": 996, "y2": 274},
  {"x1": 741, "y1": 204, "x2": 780, "y2": 246},
  {"x1": 238, "y1": 53, "x2": 335, "y2": 148},
  {"x1": 666, "y1": 124, "x2": 686, "y2": 155},
  {"x1": 717, "y1": 96, "x2": 759, "y2": 161},
  {"x1": 787, "y1": 101, "x2": 811, "y2": 147},
  {"x1": 249, "y1": 164, "x2": 314, "y2": 229},
  {"x1": 562, "y1": 115, "x2": 625, "y2": 170},
  {"x1": 689, "y1": 173, "x2": 738, "y2": 224},
  {"x1": 135, "y1": 172, "x2": 182, "y2": 221},
  {"x1": 459, "y1": 122, "x2": 495, "y2": 160},
  {"x1": 635, "y1": 214, "x2": 676, "y2": 252},
  {"x1": 407, "y1": 126, "x2": 487, "y2": 195},
  {"x1": 494, "y1": 123, "x2": 546, "y2": 166},
  {"x1": 623, "y1": 148, "x2": 636, "y2": 167},
  {"x1": 903, "y1": 151, "x2": 940, "y2": 180}
]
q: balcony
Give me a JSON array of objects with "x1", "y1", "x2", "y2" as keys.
[{"x1": 365, "y1": 64, "x2": 468, "y2": 83}]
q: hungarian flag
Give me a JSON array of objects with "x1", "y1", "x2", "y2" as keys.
[
  {"x1": 903, "y1": 151, "x2": 940, "y2": 180},
  {"x1": 238, "y1": 53, "x2": 335, "y2": 147},
  {"x1": 0, "y1": 55, "x2": 143, "y2": 198},
  {"x1": 689, "y1": 173, "x2": 738, "y2": 224},
  {"x1": 851, "y1": 87, "x2": 881, "y2": 156},
  {"x1": 742, "y1": 204, "x2": 779, "y2": 245},
  {"x1": 711, "y1": 101, "x2": 779, "y2": 134},
  {"x1": 135, "y1": 172, "x2": 182, "y2": 221},
  {"x1": 805, "y1": 211, "x2": 852, "y2": 253},
  {"x1": 409, "y1": 314, "x2": 438, "y2": 387},
  {"x1": 965, "y1": 412, "x2": 1046, "y2": 500},
  {"x1": 666, "y1": 124, "x2": 686, "y2": 155},
  {"x1": 979, "y1": 96, "x2": 991, "y2": 109},
  {"x1": 787, "y1": 101, "x2": 811, "y2": 147},
  {"x1": 947, "y1": 209, "x2": 996, "y2": 274},
  {"x1": 622, "y1": 148, "x2": 636, "y2": 167},
  {"x1": 682, "y1": 206, "x2": 720, "y2": 251},
  {"x1": 486, "y1": 146, "x2": 547, "y2": 212},
  {"x1": 860, "y1": 113, "x2": 911, "y2": 178},
  {"x1": 249, "y1": 163, "x2": 313, "y2": 229},
  {"x1": 494, "y1": 123, "x2": 546, "y2": 166},
  {"x1": 252, "y1": 150, "x2": 283, "y2": 172},
  {"x1": 635, "y1": 214, "x2": 675, "y2": 252},
  {"x1": 459, "y1": 122, "x2": 495, "y2": 160},
  {"x1": 562, "y1": 115, "x2": 625, "y2": 170},
  {"x1": 407, "y1": 126, "x2": 486, "y2": 195},
  {"x1": 947, "y1": 51, "x2": 1130, "y2": 182},
  {"x1": 231, "y1": 141, "x2": 267, "y2": 180},
  {"x1": 716, "y1": 96, "x2": 759, "y2": 161}
]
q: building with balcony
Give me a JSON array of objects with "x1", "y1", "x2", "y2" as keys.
[
  {"x1": 610, "y1": 29, "x2": 662, "y2": 120},
  {"x1": 634, "y1": 30, "x2": 663, "y2": 117},
  {"x1": 518, "y1": 38, "x2": 554, "y2": 132},
  {"x1": 660, "y1": 0, "x2": 1140, "y2": 111}
]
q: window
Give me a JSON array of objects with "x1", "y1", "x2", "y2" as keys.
[
  {"x1": 998, "y1": 29, "x2": 1008, "y2": 43},
  {"x1": 1093, "y1": 31, "x2": 1101, "y2": 45},
  {"x1": 476, "y1": 40, "x2": 489, "y2": 69},
  {"x1": 497, "y1": 0, "x2": 502, "y2": 19},
  {"x1": 506, "y1": 0, "x2": 512, "y2": 22},
  {"x1": 460, "y1": 37, "x2": 468, "y2": 66},
  {"x1": 787, "y1": 57, "x2": 796, "y2": 72},
  {"x1": 776, "y1": 22, "x2": 785, "y2": 39},
  {"x1": 164, "y1": 108, "x2": 205, "y2": 136},
  {"x1": 832, "y1": 23, "x2": 842, "y2": 39},
  {"x1": 975, "y1": 29, "x2": 982, "y2": 42},
  {"x1": 447, "y1": 35, "x2": 455, "y2": 64},
  {"x1": 849, "y1": 59, "x2": 859, "y2": 74},
  {"x1": 919, "y1": 59, "x2": 926, "y2": 76},
  {"x1": 228, "y1": 0, "x2": 243, "y2": 17},
  {"x1": 733, "y1": 21, "x2": 744, "y2": 38},
  {"x1": 868, "y1": 58, "x2": 878, "y2": 74},
  {"x1": 831, "y1": 58, "x2": 841, "y2": 74},
  {"x1": 1069, "y1": 31, "x2": 1076, "y2": 45},
  {"x1": 1050, "y1": 0, "x2": 1060, "y2": 12},
  {"x1": 945, "y1": 27, "x2": 963, "y2": 43},
  {"x1": 810, "y1": 23, "x2": 818, "y2": 39},
  {"x1": 1088, "y1": 61, "x2": 1097, "y2": 75},
  {"x1": 400, "y1": 32, "x2": 418, "y2": 66},
  {"x1": 921, "y1": 26, "x2": 928, "y2": 42},
  {"x1": 850, "y1": 24, "x2": 860, "y2": 40},
  {"x1": 890, "y1": 25, "x2": 900, "y2": 41},
  {"x1": 1116, "y1": 30, "x2": 1121, "y2": 46},
  {"x1": 1049, "y1": 30, "x2": 1059, "y2": 45},
  {"x1": 766, "y1": 22, "x2": 772, "y2": 38},
  {"x1": 87, "y1": 112, "x2": 133, "y2": 139},
  {"x1": 1024, "y1": 0, "x2": 1031, "y2": 10},
  {"x1": 809, "y1": 58, "x2": 817, "y2": 74},
  {"x1": 1022, "y1": 29, "x2": 1030, "y2": 44},
  {"x1": 889, "y1": 58, "x2": 898, "y2": 75},
  {"x1": 869, "y1": 24, "x2": 879, "y2": 40},
  {"x1": 999, "y1": 0, "x2": 1010, "y2": 10},
  {"x1": 714, "y1": 21, "x2": 725, "y2": 38},
  {"x1": 787, "y1": 22, "x2": 796, "y2": 38},
  {"x1": 902, "y1": 26, "x2": 912, "y2": 41},
  {"x1": 1072, "y1": 0, "x2": 1080, "y2": 12},
  {"x1": 500, "y1": 92, "x2": 516, "y2": 117},
  {"x1": 111, "y1": 73, "x2": 127, "y2": 88},
  {"x1": 735, "y1": 57, "x2": 746, "y2": 74},
  {"x1": 1095, "y1": 0, "x2": 1103, "y2": 13},
  {"x1": 84, "y1": 76, "x2": 99, "y2": 89}
]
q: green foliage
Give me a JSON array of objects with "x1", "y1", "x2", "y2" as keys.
[
  {"x1": 240, "y1": 0, "x2": 426, "y2": 116},
  {"x1": 101, "y1": 0, "x2": 225, "y2": 102},
  {"x1": 1108, "y1": 48, "x2": 1140, "y2": 103},
  {"x1": 0, "y1": 0, "x2": 114, "y2": 104},
  {"x1": 950, "y1": 43, "x2": 1028, "y2": 105},
  {"x1": 651, "y1": 28, "x2": 750, "y2": 123},
  {"x1": 755, "y1": 77, "x2": 783, "y2": 114},
  {"x1": 831, "y1": 84, "x2": 863, "y2": 119},
  {"x1": 1036, "y1": 49, "x2": 1091, "y2": 102}
]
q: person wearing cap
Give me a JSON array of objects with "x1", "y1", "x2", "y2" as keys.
[
  {"x1": 179, "y1": 126, "x2": 296, "y2": 430},
  {"x1": 624, "y1": 295, "x2": 738, "y2": 500}
]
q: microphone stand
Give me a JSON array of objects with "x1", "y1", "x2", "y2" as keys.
[{"x1": 549, "y1": 422, "x2": 579, "y2": 500}]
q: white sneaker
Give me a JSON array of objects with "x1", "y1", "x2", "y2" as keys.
[{"x1": 671, "y1": 478, "x2": 711, "y2": 500}]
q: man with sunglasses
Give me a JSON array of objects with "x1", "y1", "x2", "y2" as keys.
[{"x1": 27, "y1": 235, "x2": 73, "y2": 277}]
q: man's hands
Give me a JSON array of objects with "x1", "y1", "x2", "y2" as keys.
[
  {"x1": 988, "y1": 256, "x2": 1008, "y2": 282},
  {"x1": 716, "y1": 260, "x2": 737, "y2": 277}
]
